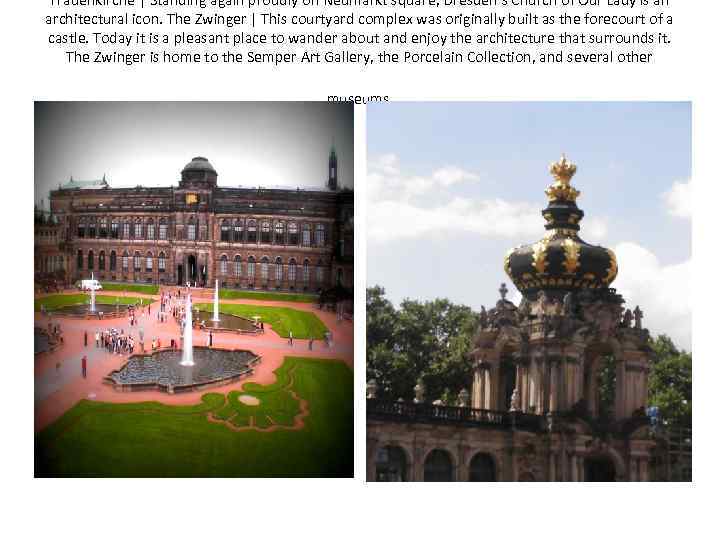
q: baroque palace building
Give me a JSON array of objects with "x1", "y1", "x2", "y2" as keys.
[
  {"x1": 367, "y1": 156, "x2": 667, "y2": 482},
  {"x1": 44, "y1": 151, "x2": 353, "y2": 294}
]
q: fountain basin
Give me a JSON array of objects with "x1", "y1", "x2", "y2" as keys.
[
  {"x1": 193, "y1": 311, "x2": 261, "y2": 334},
  {"x1": 44, "y1": 303, "x2": 135, "y2": 319},
  {"x1": 34, "y1": 328, "x2": 51, "y2": 355},
  {"x1": 104, "y1": 347, "x2": 261, "y2": 393}
]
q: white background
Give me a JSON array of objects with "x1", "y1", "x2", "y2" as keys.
[{"x1": 2, "y1": 1, "x2": 718, "y2": 539}]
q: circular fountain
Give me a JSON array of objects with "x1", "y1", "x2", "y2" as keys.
[
  {"x1": 106, "y1": 291, "x2": 261, "y2": 393},
  {"x1": 105, "y1": 347, "x2": 261, "y2": 393}
]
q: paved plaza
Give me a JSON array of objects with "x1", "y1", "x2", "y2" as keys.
[{"x1": 34, "y1": 290, "x2": 353, "y2": 433}]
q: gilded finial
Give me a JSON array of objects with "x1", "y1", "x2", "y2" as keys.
[
  {"x1": 549, "y1": 154, "x2": 577, "y2": 186},
  {"x1": 545, "y1": 154, "x2": 581, "y2": 203}
]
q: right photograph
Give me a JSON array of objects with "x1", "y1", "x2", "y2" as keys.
[{"x1": 365, "y1": 102, "x2": 691, "y2": 482}]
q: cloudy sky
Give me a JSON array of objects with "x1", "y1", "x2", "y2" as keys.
[
  {"x1": 367, "y1": 102, "x2": 691, "y2": 351},
  {"x1": 34, "y1": 102, "x2": 354, "y2": 205}
]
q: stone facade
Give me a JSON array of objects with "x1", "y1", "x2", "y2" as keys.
[
  {"x1": 46, "y1": 154, "x2": 353, "y2": 294},
  {"x1": 367, "y1": 156, "x2": 658, "y2": 482}
]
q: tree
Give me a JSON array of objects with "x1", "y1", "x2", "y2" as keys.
[
  {"x1": 648, "y1": 334, "x2": 691, "y2": 428},
  {"x1": 366, "y1": 287, "x2": 478, "y2": 402}
]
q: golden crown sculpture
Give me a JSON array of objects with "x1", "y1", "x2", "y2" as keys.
[{"x1": 545, "y1": 154, "x2": 580, "y2": 202}]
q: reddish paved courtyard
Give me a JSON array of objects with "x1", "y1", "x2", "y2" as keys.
[{"x1": 34, "y1": 291, "x2": 354, "y2": 432}]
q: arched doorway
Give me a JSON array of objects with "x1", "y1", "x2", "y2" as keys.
[
  {"x1": 424, "y1": 449, "x2": 454, "y2": 482},
  {"x1": 584, "y1": 455, "x2": 616, "y2": 482},
  {"x1": 375, "y1": 446, "x2": 408, "y2": 482},
  {"x1": 469, "y1": 452, "x2": 496, "y2": 482}
]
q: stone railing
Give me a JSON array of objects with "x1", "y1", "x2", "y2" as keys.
[{"x1": 367, "y1": 399, "x2": 544, "y2": 432}]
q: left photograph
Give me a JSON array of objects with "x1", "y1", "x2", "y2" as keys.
[{"x1": 34, "y1": 102, "x2": 354, "y2": 477}]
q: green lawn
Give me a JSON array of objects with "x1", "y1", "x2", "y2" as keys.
[
  {"x1": 35, "y1": 294, "x2": 152, "y2": 311},
  {"x1": 219, "y1": 288, "x2": 317, "y2": 303},
  {"x1": 100, "y1": 282, "x2": 159, "y2": 295},
  {"x1": 35, "y1": 357, "x2": 353, "y2": 477},
  {"x1": 195, "y1": 302, "x2": 328, "y2": 339}
]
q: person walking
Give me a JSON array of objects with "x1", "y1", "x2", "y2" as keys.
[
  {"x1": 309, "y1": 338, "x2": 313, "y2": 351},
  {"x1": 209, "y1": 331, "x2": 213, "y2": 348},
  {"x1": 84, "y1": 330, "x2": 88, "y2": 347},
  {"x1": 81, "y1": 355, "x2": 87, "y2": 379},
  {"x1": 95, "y1": 331, "x2": 100, "y2": 348},
  {"x1": 289, "y1": 330, "x2": 293, "y2": 346}
]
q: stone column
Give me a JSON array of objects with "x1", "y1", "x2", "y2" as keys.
[
  {"x1": 639, "y1": 458, "x2": 649, "y2": 482},
  {"x1": 614, "y1": 359, "x2": 626, "y2": 420},
  {"x1": 413, "y1": 444, "x2": 425, "y2": 482},
  {"x1": 570, "y1": 454, "x2": 578, "y2": 482},
  {"x1": 549, "y1": 451, "x2": 557, "y2": 481},
  {"x1": 549, "y1": 361, "x2": 558, "y2": 412},
  {"x1": 457, "y1": 444, "x2": 469, "y2": 482},
  {"x1": 577, "y1": 456, "x2": 584, "y2": 482},
  {"x1": 366, "y1": 437, "x2": 379, "y2": 482},
  {"x1": 629, "y1": 457, "x2": 637, "y2": 482}
]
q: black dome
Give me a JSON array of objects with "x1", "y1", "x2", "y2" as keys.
[{"x1": 504, "y1": 156, "x2": 618, "y2": 294}]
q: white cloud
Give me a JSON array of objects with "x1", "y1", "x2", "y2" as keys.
[
  {"x1": 368, "y1": 197, "x2": 542, "y2": 243},
  {"x1": 368, "y1": 154, "x2": 609, "y2": 244},
  {"x1": 612, "y1": 242, "x2": 691, "y2": 351},
  {"x1": 662, "y1": 178, "x2": 692, "y2": 219},
  {"x1": 368, "y1": 154, "x2": 480, "y2": 203}
]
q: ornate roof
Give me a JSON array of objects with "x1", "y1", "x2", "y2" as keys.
[{"x1": 504, "y1": 155, "x2": 618, "y2": 295}]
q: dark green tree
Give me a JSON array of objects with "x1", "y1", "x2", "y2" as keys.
[
  {"x1": 648, "y1": 334, "x2": 691, "y2": 428},
  {"x1": 366, "y1": 287, "x2": 479, "y2": 402}
]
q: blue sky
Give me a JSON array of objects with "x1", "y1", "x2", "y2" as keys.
[{"x1": 367, "y1": 102, "x2": 691, "y2": 350}]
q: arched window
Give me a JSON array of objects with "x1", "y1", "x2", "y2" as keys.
[
  {"x1": 77, "y1": 219, "x2": 85, "y2": 238},
  {"x1": 87, "y1": 250, "x2": 94, "y2": 270},
  {"x1": 158, "y1": 252, "x2": 166, "y2": 273},
  {"x1": 134, "y1": 218, "x2": 143, "y2": 239},
  {"x1": 275, "y1": 221, "x2": 285, "y2": 244},
  {"x1": 303, "y1": 259, "x2": 310, "y2": 283},
  {"x1": 375, "y1": 446, "x2": 408, "y2": 482},
  {"x1": 122, "y1": 219, "x2": 131, "y2": 238},
  {"x1": 220, "y1": 254, "x2": 228, "y2": 275},
  {"x1": 187, "y1": 217, "x2": 196, "y2": 240},
  {"x1": 109, "y1": 250, "x2": 117, "y2": 271},
  {"x1": 199, "y1": 219, "x2": 207, "y2": 241},
  {"x1": 77, "y1": 249, "x2": 83, "y2": 269},
  {"x1": 247, "y1": 220, "x2": 257, "y2": 243},
  {"x1": 288, "y1": 222, "x2": 298, "y2": 245},
  {"x1": 424, "y1": 449, "x2": 454, "y2": 482},
  {"x1": 133, "y1": 251, "x2": 141, "y2": 271},
  {"x1": 275, "y1": 257, "x2": 283, "y2": 281},
  {"x1": 261, "y1": 221, "x2": 271, "y2": 243},
  {"x1": 315, "y1": 224, "x2": 325, "y2": 246},
  {"x1": 302, "y1": 223, "x2": 311, "y2": 246},
  {"x1": 261, "y1": 256, "x2": 269, "y2": 279},
  {"x1": 316, "y1": 262, "x2": 324, "y2": 285},
  {"x1": 159, "y1": 218, "x2": 168, "y2": 240},
  {"x1": 99, "y1": 218, "x2": 108, "y2": 238},
  {"x1": 247, "y1": 256, "x2": 255, "y2": 279},
  {"x1": 234, "y1": 255, "x2": 242, "y2": 277},
  {"x1": 122, "y1": 251, "x2": 129, "y2": 271},
  {"x1": 98, "y1": 250, "x2": 105, "y2": 270},
  {"x1": 220, "y1": 219, "x2": 230, "y2": 242},
  {"x1": 469, "y1": 453, "x2": 496, "y2": 482},
  {"x1": 288, "y1": 259, "x2": 297, "y2": 282},
  {"x1": 233, "y1": 219, "x2": 243, "y2": 243},
  {"x1": 146, "y1": 219, "x2": 155, "y2": 240},
  {"x1": 110, "y1": 219, "x2": 119, "y2": 239},
  {"x1": 146, "y1": 252, "x2": 153, "y2": 272},
  {"x1": 87, "y1": 218, "x2": 96, "y2": 238}
]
